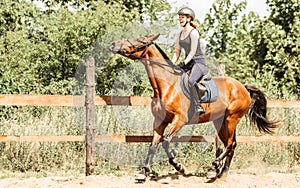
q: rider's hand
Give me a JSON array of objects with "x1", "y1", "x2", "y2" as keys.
[
  {"x1": 178, "y1": 61, "x2": 185, "y2": 68},
  {"x1": 179, "y1": 61, "x2": 189, "y2": 72}
]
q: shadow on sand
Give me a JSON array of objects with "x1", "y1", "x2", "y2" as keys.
[{"x1": 146, "y1": 171, "x2": 217, "y2": 183}]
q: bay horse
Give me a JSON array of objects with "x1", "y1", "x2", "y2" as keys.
[{"x1": 110, "y1": 34, "x2": 278, "y2": 182}]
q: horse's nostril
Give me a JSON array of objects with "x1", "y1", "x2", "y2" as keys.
[{"x1": 110, "y1": 42, "x2": 115, "y2": 50}]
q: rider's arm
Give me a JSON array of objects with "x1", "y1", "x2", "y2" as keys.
[
  {"x1": 171, "y1": 36, "x2": 181, "y2": 64},
  {"x1": 183, "y1": 29, "x2": 199, "y2": 64}
]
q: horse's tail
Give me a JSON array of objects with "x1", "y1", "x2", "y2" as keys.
[{"x1": 244, "y1": 85, "x2": 279, "y2": 134}]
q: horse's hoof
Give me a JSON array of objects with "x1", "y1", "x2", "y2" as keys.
[
  {"x1": 135, "y1": 174, "x2": 146, "y2": 183},
  {"x1": 217, "y1": 170, "x2": 228, "y2": 180},
  {"x1": 206, "y1": 170, "x2": 217, "y2": 179},
  {"x1": 178, "y1": 163, "x2": 186, "y2": 174}
]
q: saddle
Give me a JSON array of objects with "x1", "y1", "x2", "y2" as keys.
[{"x1": 180, "y1": 70, "x2": 219, "y2": 103}]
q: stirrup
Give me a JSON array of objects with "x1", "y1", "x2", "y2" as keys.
[{"x1": 196, "y1": 104, "x2": 206, "y2": 114}]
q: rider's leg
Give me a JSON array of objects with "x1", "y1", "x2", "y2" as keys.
[
  {"x1": 188, "y1": 62, "x2": 207, "y2": 114},
  {"x1": 189, "y1": 82, "x2": 206, "y2": 114}
]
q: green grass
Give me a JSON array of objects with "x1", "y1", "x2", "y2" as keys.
[{"x1": 0, "y1": 104, "x2": 299, "y2": 179}]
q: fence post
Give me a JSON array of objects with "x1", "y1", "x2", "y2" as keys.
[
  {"x1": 85, "y1": 57, "x2": 95, "y2": 176},
  {"x1": 218, "y1": 64, "x2": 225, "y2": 76}
]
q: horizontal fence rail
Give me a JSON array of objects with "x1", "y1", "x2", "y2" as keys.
[
  {"x1": 0, "y1": 95, "x2": 152, "y2": 106},
  {"x1": 1, "y1": 135, "x2": 300, "y2": 143},
  {"x1": 0, "y1": 94, "x2": 299, "y2": 108},
  {"x1": 0, "y1": 94, "x2": 299, "y2": 143}
]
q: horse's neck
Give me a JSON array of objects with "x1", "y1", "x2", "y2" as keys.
[{"x1": 141, "y1": 46, "x2": 177, "y2": 99}]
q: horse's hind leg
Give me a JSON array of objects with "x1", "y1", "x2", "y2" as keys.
[
  {"x1": 207, "y1": 118, "x2": 225, "y2": 179},
  {"x1": 217, "y1": 117, "x2": 239, "y2": 179},
  {"x1": 219, "y1": 132, "x2": 236, "y2": 179},
  {"x1": 207, "y1": 116, "x2": 239, "y2": 180},
  {"x1": 214, "y1": 118, "x2": 225, "y2": 159},
  {"x1": 215, "y1": 135, "x2": 223, "y2": 158}
]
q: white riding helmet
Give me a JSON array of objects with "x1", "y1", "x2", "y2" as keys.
[{"x1": 177, "y1": 7, "x2": 195, "y2": 21}]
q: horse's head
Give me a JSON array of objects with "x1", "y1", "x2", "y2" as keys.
[{"x1": 110, "y1": 34, "x2": 160, "y2": 60}]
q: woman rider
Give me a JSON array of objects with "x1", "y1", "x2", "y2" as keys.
[{"x1": 171, "y1": 7, "x2": 208, "y2": 114}]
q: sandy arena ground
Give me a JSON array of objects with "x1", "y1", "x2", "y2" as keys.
[{"x1": 1, "y1": 172, "x2": 300, "y2": 188}]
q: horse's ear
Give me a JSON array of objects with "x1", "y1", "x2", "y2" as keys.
[{"x1": 148, "y1": 34, "x2": 160, "y2": 42}]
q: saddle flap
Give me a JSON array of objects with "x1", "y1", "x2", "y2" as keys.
[
  {"x1": 180, "y1": 72, "x2": 219, "y2": 103},
  {"x1": 200, "y1": 70, "x2": 212, "y2": 82}
]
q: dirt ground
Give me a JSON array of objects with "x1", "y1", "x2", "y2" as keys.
[{"x1": 1, "y1": 172, "x2": 300, "y2": 188}]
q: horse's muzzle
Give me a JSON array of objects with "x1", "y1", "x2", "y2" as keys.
[{"x1": 109, "y1": 42, "x2": 118, "y2": 53}]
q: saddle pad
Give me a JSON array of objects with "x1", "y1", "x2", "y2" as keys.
[{"x1": 180, "y1": 72, "x2": 219, "y2": 103}]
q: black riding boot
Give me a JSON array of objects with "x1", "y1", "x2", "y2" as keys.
[{"x1": 189, "y1": 83, "x2": 206, "y2": 115}]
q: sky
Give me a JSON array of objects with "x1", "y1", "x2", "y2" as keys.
[{"x1": 168, "y1": 0, "x2": 270, "y2": 22}]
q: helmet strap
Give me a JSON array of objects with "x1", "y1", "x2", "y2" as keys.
[{"x1": 183, "y1": 20, "x2": 191, "y2": 27}]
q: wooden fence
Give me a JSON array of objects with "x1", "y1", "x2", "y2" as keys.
[
  {"x1": 0, "y1": 60, "x2": 299, "y2": 175},
  {"x1": 0, "y1": 94, "x2": 299, "y2": 144},
  {"x1": 0, "y1": 94, "x2": 299, "y2": 108},
  {"x1": 1, "y1": 135, "x2": 300, "y2": 143}
]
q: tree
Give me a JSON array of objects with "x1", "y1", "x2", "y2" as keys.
[
  {"x1": 203, "y1": 0, "x2": 299, "y2": 98},
  {"x1": 250, "y1": 0, "x2": 299, "y2": 97},
  {"x1": 203, "y1": 0, "x2": 247, "y2": 58},
  {"x1": 0, "y1": 0, "x2": 171, "y2": 95},
  {"x1": 0, "y1": 0, "x2": 41, "y2": 94}
]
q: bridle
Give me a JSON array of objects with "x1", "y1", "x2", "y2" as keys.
[
  {"x1": 119, "y1": 38, "x2": 153, "y2": 60},
  {"x1": 116, "y1": 37, "x2": 180, "y2": 73}
]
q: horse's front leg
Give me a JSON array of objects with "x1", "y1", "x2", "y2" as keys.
[
  {"x1": 162, "y1": 117, "x2": 186, "y2": 174},
  {"x1": 135, "y1": 119, "x2": 167, "y2": 182},
  {"x1": 162, "y1": 136, "x2": 186, "y2": 174}
]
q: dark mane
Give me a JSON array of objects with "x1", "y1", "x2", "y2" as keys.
[
  {"x1": 154, "y1": 43, "x2": 176, "y2": 68},
  {"x1": 154, "y1": 43, "x2": 170, "y2": 61}
]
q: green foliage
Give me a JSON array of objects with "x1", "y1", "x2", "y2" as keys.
[
  {"x1": 203, "y1": 0, "x2": 247, "y2": 58},
  {"x1": 203, "y1": 0, "x2": 299, "y2": 98},
  {"x1": 0, "y1": 0, "x2": 170, "y2": 95},
  {"x1": 252, "y1": 0, "x2": 300, "y2": 97},
  {"x1": 103, "y1": 0, "x2": 172, "y2": 22},
  {"x1": 0, "y1": 0, "x2": 40, "y2": 94},
  {"x1": 2, "y1": 0, "x2": 297, "y2": 97}
]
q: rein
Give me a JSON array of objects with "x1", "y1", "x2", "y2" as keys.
[
  {"x1": 121, "y1": 38, "x2": 153, "y2": 59},
  {"x1": 119, "y1": 37, "x2": 183, "y2": 100},
  {"x1": 121, "y1": 38, "x2": 179, "y2": 71}
]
